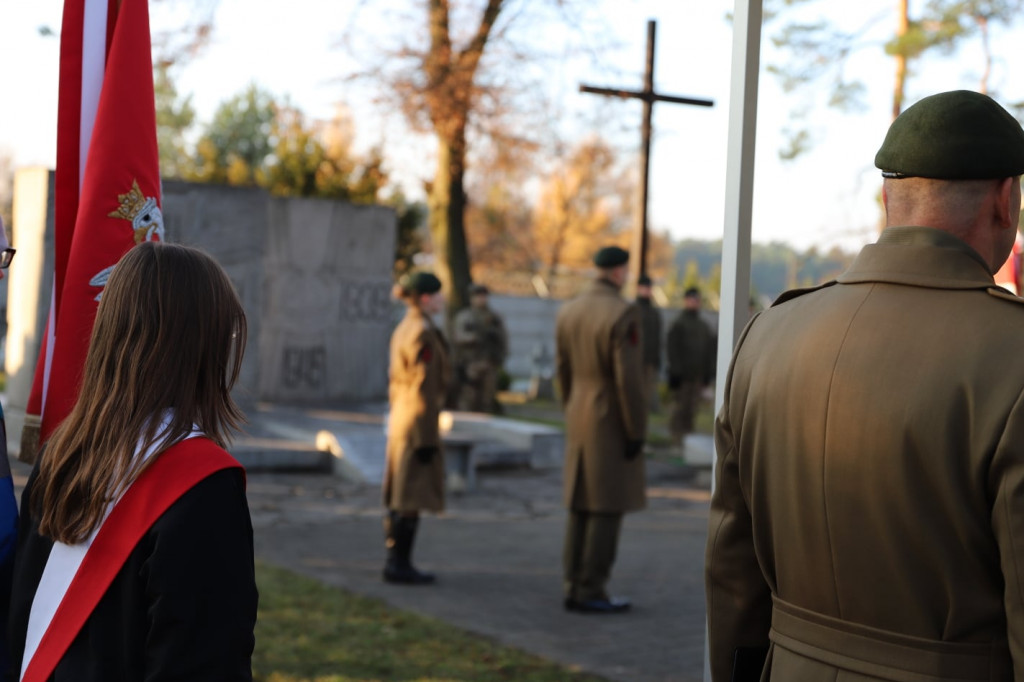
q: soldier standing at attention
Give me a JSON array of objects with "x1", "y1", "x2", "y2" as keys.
[
  {"x1": 706, "y1": 91, "x2": 1024, "y2": 680},
  {"x1": 666, "y1": 287, "x2": 716, "y2": 452},
  {"x1": 383, "y1": 272, "x2": 449, "y2": 585},
  {"x1": 452, "y1": 283, "x2": 508, "y2": 413},
  {"x1": 556, "y1": 245, "x2": 647, "y2": 614},
  {"x1": 635, "y1": 274, "x2": 662, "y2": 414}
]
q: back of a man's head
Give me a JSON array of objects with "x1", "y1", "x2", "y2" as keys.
[
  {"x1": 875, "y1": 90, "x2": 1024, "y2": 251},
  {"x1": 883, "y1": 177, "x2": 1000, "y2": 234},
  {"x1": 875, "y1": 90, "x2": 1024, "y2": 182}
]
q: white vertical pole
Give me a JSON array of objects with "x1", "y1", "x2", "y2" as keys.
[
  {"x1": 704, "y1": 0, "x2": 762, "y2": 680},
  {"x1": 716, "y1": 0, "x2": 762, "y2": 413}
]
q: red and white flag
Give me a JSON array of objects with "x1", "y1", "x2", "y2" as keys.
[{"x1": 25, "y1": 0, "x2": 163, "y2": 447}]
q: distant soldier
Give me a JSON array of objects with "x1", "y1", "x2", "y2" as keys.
[
  {"x1": 383, "y1": 272, "x2": 449, "y2": 585},
  {"x1": 666, "y1": 287, "x2": 716, "y2": 450},
  {"x1": 556, "y1": 245, "x2": 647, "y2": 614},
  {"x1": 452, "y1": 283, "x2": 508, "y2": 413},
  {"x1": 635, "y1": 274, "x2": 662, "y2": 414}
]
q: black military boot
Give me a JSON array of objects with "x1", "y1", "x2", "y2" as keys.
[
  {"x1": 382, "y1": 513, "x2": 435, "y2": 585},
  {"x1": 382, "y1": 511, "x2": 402, "y2": 581}
]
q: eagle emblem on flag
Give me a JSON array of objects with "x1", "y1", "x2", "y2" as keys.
[
  {"x1": 108, "y1": 178, "x2": 164, "y2": 244},
  {"x1": 88, "y1": 180, "x2": 164, "y2": 300}
]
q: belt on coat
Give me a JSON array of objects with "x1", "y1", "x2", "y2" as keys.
[{"x1": 770, "y1": 596, "x2": 1011, "y2": 681}]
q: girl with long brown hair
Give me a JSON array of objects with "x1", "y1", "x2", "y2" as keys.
[{"x1": 9, "y1": 242, "x2": 257, "y2": 681}]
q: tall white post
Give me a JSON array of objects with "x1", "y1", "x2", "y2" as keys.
[{"x1": 704, "y1": 0, "x2": 762, "y2": 680}]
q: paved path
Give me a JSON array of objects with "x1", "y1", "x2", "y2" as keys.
[{"x1": 10, "y1": 402, "x2": 715, "y2": 682}]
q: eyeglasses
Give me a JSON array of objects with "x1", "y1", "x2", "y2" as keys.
[{"x1": 0, "y1": 248, "x2": 15, "y2": 269}]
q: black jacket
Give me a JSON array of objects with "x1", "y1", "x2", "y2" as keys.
[
  {"x1": 7, "y1": 463, "x2": 257, "y2": 681},
  {"x1": 666, "y1": 310, "x2": 716, "y2": 384}
]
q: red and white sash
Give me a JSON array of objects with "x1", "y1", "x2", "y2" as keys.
[{"x1": 20, "y1": 436, "x2": 242, "y2": 682}]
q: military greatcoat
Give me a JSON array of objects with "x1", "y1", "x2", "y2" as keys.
[
  {"x1": 556, "y1": 278, "x2": 647, "y2": 512},
  {"x1": 706, "y1": 227, "x2": 1024, "y2": 681},
  {"x1": 384, "y1": 306, "x2": 449, "y2": 513}
]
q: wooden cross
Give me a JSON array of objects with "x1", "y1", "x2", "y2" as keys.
[{"x1": 580, "y1": 20, "x2": 713, "y2": 280}]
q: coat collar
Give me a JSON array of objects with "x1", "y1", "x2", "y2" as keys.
[
  {"x1": 405, "y1": 305, "x2": 434, "y2": 328},
  {"x1": 586, "y1": 277, "x2": 623, "y2": 296},
  {"x1": 836, "y1": 226, "x2": 995, "y2": 291}
]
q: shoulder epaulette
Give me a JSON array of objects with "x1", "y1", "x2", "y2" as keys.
[
  {"x1": 986, "y1": 286, "x2": 1024, "y2": 305},
  {"x1": 771, "y1": 280, "x2": 838, "y2": 307}
]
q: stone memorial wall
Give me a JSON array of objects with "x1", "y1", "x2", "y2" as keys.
[{"x1": 4, "y1": 171, "x2": 397, "y2": 453}]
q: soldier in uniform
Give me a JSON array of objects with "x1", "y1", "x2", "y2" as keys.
[
  {"x1": 383, "y1": 272, "x2": 449, "y2": 585},
  {"x1": 635, "y1": 275, "x2": 662, "y2": 414},
  {"x1": 706, "y1": 90, "x2": 1024, "y2": 680},
  {"x1": 556, "y1": 245, "x2": 647, "y2": 614},
  {"x1": 666, "y1": 287, "x2": 716, "y2": 450},
  {"x1": 452, "y1": 283, "x2": 508, "y2": 413}
]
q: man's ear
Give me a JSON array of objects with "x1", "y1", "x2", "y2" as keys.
[{"x1": 995, "y1": 177, "x2": 1016, "y2": 229}]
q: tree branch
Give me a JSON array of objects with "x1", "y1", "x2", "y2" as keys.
[{"x1": 457, "y1": 0, "x2": 505, "y2": 77}]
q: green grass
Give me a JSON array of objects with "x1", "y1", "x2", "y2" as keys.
[{"x1": 253, "y1": 561, "x2": 608, "y2": 682}]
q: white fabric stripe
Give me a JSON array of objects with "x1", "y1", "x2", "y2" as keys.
[
  {"x1": 79, "y1": 0, "x2": 107, "y2": 187},
  {"x1": 21, "y1": 414, "x2": 202, "y2": 681}
]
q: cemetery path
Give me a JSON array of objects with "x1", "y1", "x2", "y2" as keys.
[
  {"x1": 242, "y1": 400, "x2": 714, "y2": 682},
  {"x1": 247, "y1": 456, "x2": 711, "y2": 682}
]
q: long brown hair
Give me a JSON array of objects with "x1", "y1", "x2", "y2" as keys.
[{"x1": 33, "y1": 242, "x2": 247, "y2": 544}]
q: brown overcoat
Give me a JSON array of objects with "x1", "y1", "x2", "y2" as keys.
[
  {"x1": 556, "y1": 278, "x2": 647, "y2": 512},
  {"x1": 383, "y1": 305, "x2": 449, "y2": 512},
  {"x1": 706, "y1": 227, "x2": 1024, "y2": 681}
]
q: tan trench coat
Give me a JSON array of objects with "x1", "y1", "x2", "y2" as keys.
[
  {"x1": 706, "y1": 227, "x2": 1024, "y2": 681},
  {"x1": 383, "y1": 306, "x2": 449, "y2": 512},
  {"x1": 556, "y1": 278, "x2": 647, "y2": 512}
]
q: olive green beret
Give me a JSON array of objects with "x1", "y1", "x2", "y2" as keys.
[
  {"x1": 875, "y1": 90, "x2": 1024, "y2": 179},
  {"x1": 593, "y1": 246, "x2": 630, "y2": 268},
  {"x1": 468, "y1": 283, "x2": 489, "y2": 295},
  {"x1": 401, "y1": 272, "x2": 442, "y2": 295}
]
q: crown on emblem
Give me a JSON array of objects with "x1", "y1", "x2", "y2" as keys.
[{"x1": 108, "y1": 180, "x2": 148, "y2": 221}]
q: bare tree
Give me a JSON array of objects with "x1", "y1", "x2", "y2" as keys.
[
  {"x1": 531, "y1": 136, "x2": 629, "y2": 280},
  {"x1": 340, "y1": 0, "x2": 615, "y2": 323},
  {"x1": 149, "y1": 0, "x2": 220, "y2": 68}
]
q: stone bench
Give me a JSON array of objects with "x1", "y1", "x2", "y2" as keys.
[
  {"x1": 441, "y1": 411, "x2": 564, "y2": 470},
  {"x1": 442, "y1": 433, "x2": 481, "y2": 494},
  {"x1": 230, "y1": 436, "x2": 332, "y2": 472}
]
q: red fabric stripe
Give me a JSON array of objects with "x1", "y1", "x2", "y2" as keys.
[
  {"x1": 40, "y1": 0, "x2": 161, "y2": 443},
  {"x1": 106, "y1": 0, "x2": 120, "y2": 55},
  {"x1": 52, "y1": 0, "x2": 86, "y2": 330},
  {"x1": 20, "y1": 439, "x2": 242, "y2": 682}
]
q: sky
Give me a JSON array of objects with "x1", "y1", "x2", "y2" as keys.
[{"x1": 2, "y1": 0, "x2": 1023, "y2": 255}]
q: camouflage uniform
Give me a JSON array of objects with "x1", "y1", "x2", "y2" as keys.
[{"x1": 453, "y1": 295, "x2": 508, "y2": 413}]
